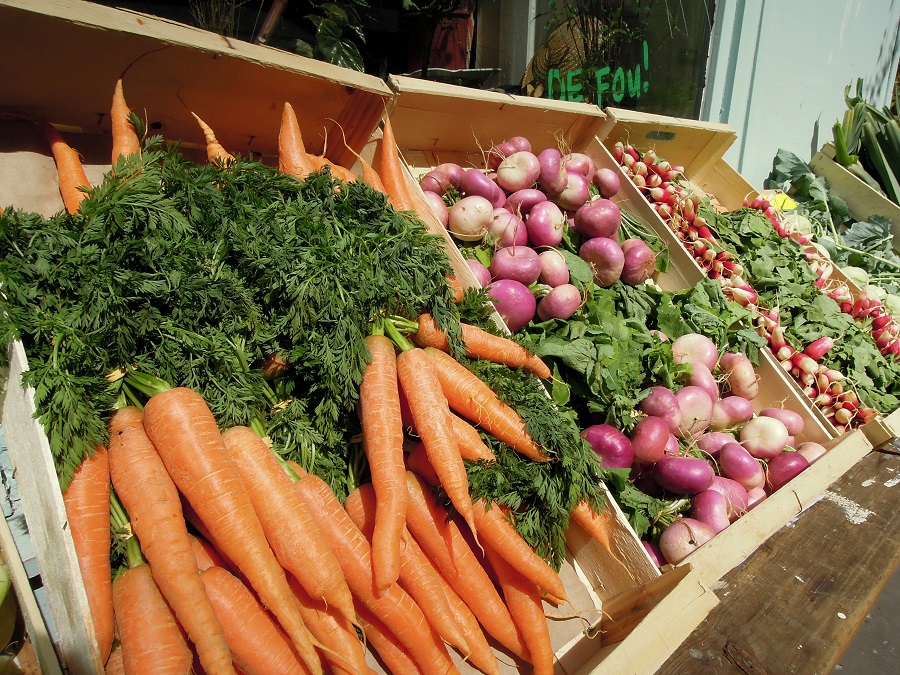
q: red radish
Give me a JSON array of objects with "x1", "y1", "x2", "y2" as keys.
[
  {"x1": 639, "y1": 386, "x2": 682, "y2": 432},
  {"x1": 537, "y1": 249, "x2": 570, "y2": 287},
  {"x1": 630, "y1": 415, "x2": 670, "y2": 464},
  {"x1": 579, "y1": 237, "x2": 625, "y2": 287},
  {"x1": 674, "y1": 386, "x2": 714, "y2": 439},
  {"x1": 653, "y1": 455, "x2": 715, "y2": 495},
  {"x1": 766, "y1": 452, "x2": 809, "y2": 491},
  {"x1": 658, "y1": 518, "x2": 715, "y2": 564},
  {"x1": 490, "y1": 246, "x2": 542, "y2": 285},
  {"x1": 804, "y1": 336, "x2": 834, "y2": 360},
  {"x1": 536, "y1": 284, "x2": 581, "y2": 321},
  {"x1": 581, "y1": 424, "x2": 633, "y2": 469},
  {"x1": 691, "y1": 490, "x2": 731, "y2": 533},
  {"x1": 671, "y1": 333, "x2": 719, "y2": 372},
  {"x1": 739, "y1": 416, "x2": 788, "y2": 459},
  {"x1": 719, "y1": 442, "x2": 765, "y2": 490},
  {"x1": 488, "y1": 279, "x2": 536, "y2": 332},
  {"x1": 593, "y1": 167, "x2": 621, "y2": 198}
]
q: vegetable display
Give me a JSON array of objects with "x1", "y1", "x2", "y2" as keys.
[{"x1": 1, "y1": 79, "x2": 626, "y2": 673}]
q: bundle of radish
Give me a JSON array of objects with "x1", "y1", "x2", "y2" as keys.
[{"x1": 418, "y1": 135, "x2": 669, "y2": 332}]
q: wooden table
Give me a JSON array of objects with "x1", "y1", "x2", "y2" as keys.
[{"x1": 658, "y1": 446, "x2": 900, "y2": 674}]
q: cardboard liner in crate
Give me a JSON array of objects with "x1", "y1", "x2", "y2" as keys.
[{"x1": 599, "y1": 107, "x2": 758, "y2": 213}]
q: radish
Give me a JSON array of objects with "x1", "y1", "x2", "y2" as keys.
[
  {"x1": 639, "y1": 386, "x2": 682, "y2": 432},
  {"x1": 538, "y1": 249, "x2": 570, "y2": 287},
  {"x1": 582, "y1": 424, "x2": 634, "y2": 469},
  {"x1": 746, "y1": 486, "x2": 767, "y2": 509},
  {"x1": 643, "y1": 540, "x2": 665, "y2": 568},
  {"x1": 486, "y1": 138, "x2": 519, "y2": 170},
  {"x1": 536, "y1": 284, "x2": 581, "y2": 321},
  {"x1": 620, "y1": 238, "x2": 657, "y2": 286},
  {"x1": 674, "y1": 385, "x2": 714, "y2": 439},
  {"x1": 654, "y1": 455, "x2": 715, "y2": 495},
  {"x1": 671, "y1": 333, "x2": 719, "y2": 372},
  {"x1": 659, "y1": 518, "x2": 716, "y2": 564},
  {"x1": 573, "y1": 199, "x2": 621, "y2": 239},
  {"x1": 720, "y1": 352, "x2": 759, "y2": 400},
  {"x1": 691, "y1": 490, "x2": 731, "y2": 533},
  {"x1": 593, "y1": 167, "x2": 621, "y2": 198},
  {"x1": 496, "y1": 151, "x2": 541, "y2": 193},
  {"x1": 579, "y1": 237, "x2": 625, "y2": 287},
  {"x1": 630, "y1": 415, "x2": 670, "y2": 463},
  {"x1": 564, "y1": 152, "x2": 595, "y2": 179},
  {"x1": 766, "y1": 451, "x2": 810, "y2": 492},
  {"x1": 465, "y1": 258, "x2": 491, "y2": 287},
  {"x1": 525, "y1": 201, "x2": 566, "y2": 248},
  {"x1": 488, "y1": 279, "x2": 536, "y2": 332},
  {"x1": 490, "y1": 246, "x2": 542, "y2": 285},
  {"x1": 504, "y1": 188, "x2": 547, "y2": 216},
  {"x1": 448, "y1": 195, "x2": 492, "y2": 240},
  {"x1": 739, "y1": 416, "x2": 789, "y2": 459},
  {"x1": 719, "y1": 442, "x2": 765, "y2": 490}
]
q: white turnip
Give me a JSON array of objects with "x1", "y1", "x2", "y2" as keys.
[
  {"x1": 707, "y1": 476, "x2": 749, "y2": 521},
  {"x1": 555, "y1": 171, "x2": 592, "y2": 211},
  {"x1": 465, "y1": 258, "x2": 491, "y2": 287},
  {"x1": 686, "y1": 363, "x2": 719, "y2": 404},
  {"x1": 710, "y1": 396, "x2": 754, "y2": 431},
  {"x1": 448, "y1": 195, "x2": 493, "y2": 240},
  {"x1": 739, "y1": 416, "x2": 789, "y2": 459},
  {"x1": 759, "y1": 408, "x2": 805, "y2": 437},
  {"x1": 796, "y1": 441, "x2": 828, "y2": 465},
  {"x1": 564, "y1": 152, "x2": 595, "y2": 179},
  {"x1": 423, "y1": 191, "x2": 449, "y2": 227},
  {"x1": 691, "y1": 490, "x2": 731, "y2": 533},
  {"x1": 496, "y1": 151, "x2": 541, "y2": 193},
  {"x1": 490, "y1": 246, "x2": 542, "y2": 285},
  {"x1": 573, "y1": 199, "x2": 621, "y2": 239},
  {"x1": 489, "y1": 210, "x2": 528, "y2": 247},
  {"x1": 720, "y1": 352, "x2": 759, "y2": 400},
  {"x1": 593, "y1": 166, "x2": 621, "y2": 198}
]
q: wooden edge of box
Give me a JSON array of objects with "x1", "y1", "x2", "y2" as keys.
[
  {"x1": 561, "y1": 564, "x2": 718, "y2": 675},
  {"x1": 0, "y1": 342, "x2": 102, "y2": 675},
  {"x1": 599, "y1": 107, "x2": 738, "y2": 180},
  {"x1": 679, "y1": 427, "x2": 873, "y2": 585},
  {"x1": 0, "y1": 500, "x2": 64, "y2": 674}
]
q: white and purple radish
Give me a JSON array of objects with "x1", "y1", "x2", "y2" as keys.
[
  {"x1": 658, "y1": 517, "x2": 716, "y2": 564},
  {"x1": 709, "y1": 396, "x2": 755, "y2": 431},
  {"x1": 674, "y1": 385, "x2": 714, "y2": 439},
  {"x1": 537, "y1": 147, "x2": 568, "y2": 195},
  {"x1": 739, "y1": 415, "x2": 789, "y2": 459},
  {"x1": 719, "y1": 352, "x2": 759, "y2": 400},
  {"x1": 619, "y1": 238, "x2": 657, "y2": 286},
  {"x1": 504, "y1": 188, "x2": 547, "y2": 217},
  {"x1": 489, "y1": 209, "x2": 528, "y2": 247},
  {"x1": 460, "y1": 167, "x2": 501, "y2": 201},
  {"x1": 707, "y1": 476, "x2": 749, "y2": 521},
  {"x1": 555, "y1": 170, "x2": 592, "y2": 211},
  {"x1": 581, "y1": 424, "x2": 634, "y2": 469},
  {"x1": 496, "y1": 151, "x2": 542, "y2": 193},
  {"x1": 671, "y1": 333, "x2": 719, "y2": 373},
  {"x1": 630, "y1": 415, "x2": 671, "y2": 464},
  {"x1": 718, "y1": 442, "x2": 765, "y2": 490},
  {"x1": 448, "y1": 195, "x2": 493, "y2": 240},
  {"x1": 759, "y1": 407, "x2": 805, "y2": 438},
  {"x1": 465, "y1": 258, "x2": 492, "y2": 288},
  {"x1": 579, "y1": 236, "x2": 625, "y2": 287},
  {"x1": 434, "y1": 162, "x2": 465, "y2": 188},
  {"x1": 573, "y1": 199, "x2": 622, "y2": 239},
  {"x1": 766, "y1": 451, "x2": 810, "y2": 492},
  {"x1": 696, "y1": 431, "x2": 736, "y2": 458},
  {"x1": 419, "y1": 169, "x2": 452, "y2": 195},
  {"x1": 796, "y1": 441, "x2": 828, "y2": 465},
  {"x1": 639, "y1": 386, "x2": 683, "y2": 432},
  {"x1": 685, "y1": 363, "x2": 719, "y2": 405},
  {"x1": 653, "y1": 455, "x2": 715, "y2": 495},
  {"x1": 536, "y1": 284, "x2": 582, "y2": 321},
  {"x1": 525, "y1": 200, "x2": 567, "y2": 248},
  {"x1": 537, "y1": 249, "x2": 570, "y2": 287},
  {"x1": 563, "y1": 152, "x2": 595, "y2": 180},
  {"x1": 691, "y1": 489, "x2": 731, "y2": 534},
  {"x1": 423, "y1": 191, "x2": 449, "y2": 227},
  {"x1": 490, "y1": 245, "x2": 542, "y2": 285},
  {"x1": 593, "y1": 166, "x2": 621, "y2": 198},
  {"x1": 488, "y1": 279, "x2": 536, "y2": 332}
]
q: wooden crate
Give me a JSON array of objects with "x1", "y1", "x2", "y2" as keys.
[
  {"x1": 0, "y1": 1, "x2": 395, "y2": 672},
  {"x1": 598, "y1": 107, "x2": 758, "y2": 212},
  {"x1": 809, "y1": 142, "x2": 900, "y2": 251}
]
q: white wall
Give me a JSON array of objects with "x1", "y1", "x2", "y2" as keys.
[{"x1": 702, "y1": 0, "x2": 900, "y2": 188}]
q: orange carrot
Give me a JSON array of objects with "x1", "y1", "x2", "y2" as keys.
[
  {"x1": 413, "y1": 314, "x2": 552, "y2": 379},
  {"x1": 450, "y1": 415, "x2": 497, "y2": 462},
  {"x1": 447, "y1": 275, "x2": 465, "y2": 304},
  {"x1": 104, "y1": 643, "x2": 125, "y2": 675},
  {"x1": 289, "y1": 576, "x2": 375, "y2": 675},
  {"x1": 220, "y1": 425, "x2": 356, "y2": 625},
  {"x1": 424, "y1": 347, "x2": 549, "y2": 462},
  {"x1": 569, "y1": 500, "x2": 618, "y2": 558},
  {"x1": 472, "y1": 500, "x2": 568, "y2": 602},
  {"x1": 358, "y1": 334, "x2": 407, "y2": 594},
  {"x1": 396, "y1": 347, "x2": 479, "y2": 542},
  {"x1": 482, "y1": 544, "x2": 555, "y2": 675},
  {"x1": 113, "y1": 563, "x2": 194, "y2": 674},
  {"x1": 404, "y1": 471, "x2": 530, "y2": 661},
  {"x1": 405, "y1": 441, "x2": 441, "y2": 486},
  {"x1": 39, "y1": 120, "x2": 91, "y2": 214},
  {"x1": 190, "y1": 534, "x2": 230, "y2": 572},
  {"x1": 288, "y1": 466, "x2": 459, "y2": 675},
  {"x1": 191, "y1": 112, "x2": 234, "y2": 164},
  {"x1": 110, "y1": 78, "x2": 140, "y2": 166},
  {"x1": 201, "y1": 566, "x2": 310, "y2": 675},
  {"x1": 344, "y1": 484, "x2": 468, "y2": 656},
  {"x1": 354, "y1": 601, "x2": 420, "y2": 675},
  {"x1": 278, "y1": 102, "x2": 317, "y2": 179},
  {"x1": 375, "y1": 114, "x2": 417, "y2": 211},
  {"x1": 62, "y1": 446, "x2": 113, "y2": 665},
  {"x1": 141, "y1": 387, "x2": 322, "y2": 675},
  {"x1": 108, "y1": 407, "x2": 234, "y2": 675}
]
